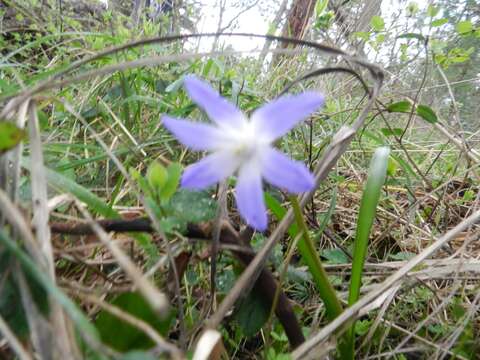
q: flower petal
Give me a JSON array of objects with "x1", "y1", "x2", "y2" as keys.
[
  {"x1": 184, "y1": 75, "x2": 245, "y2": 128},
  {"x1": 251, "y1": 92, "x2": 324, "y2": 141},
  {"x1": 181, "y1": 151, "x2": 239, "y2": 189},
  {"x1": 162, "y1": 115, "x2": 224, "y2": 151},
  {"x1": 235, "y1": 163, "x2": 267, "y2": 231},
  {"x1": 262, "y1": 148, "x2": 315, "y2": 193}
]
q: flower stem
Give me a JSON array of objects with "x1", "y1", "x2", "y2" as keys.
[
  {"x1": 290, "y1": 196, "x2": 352, "y2": 358},
  {"x1": 290, "y1": 196, "x2": 343, "y2": 320}
]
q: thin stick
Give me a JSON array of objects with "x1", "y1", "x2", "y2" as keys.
[{"x1": 74, "y1": 200, "x2": 170, "y2": 316}]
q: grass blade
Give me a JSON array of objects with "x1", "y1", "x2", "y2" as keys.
[{"x1": 22, "y1": 161, "x2": 118, "y2": 218}]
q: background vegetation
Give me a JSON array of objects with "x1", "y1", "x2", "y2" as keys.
[{"x1": 0, "y1": 0, "x2": 479, "y2": 359}]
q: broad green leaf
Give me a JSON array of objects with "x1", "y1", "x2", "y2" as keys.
[
  {"x1": 386, "y1": 157, "x2": 398, "y2": 177},
  {"x1": 353, "y1": 31, "x2": 370, "y2": 41},
  {"x1": 426, "y1": 5, "x2": 439, "y2": 17},
  {"x1": 370, "y1": 15, "x2": 385, "y2": 31},
  {"x1": 322, "y1": 248, "x2": 349, "y2": 264},
  {"x1": 376, "y1": 34, "x2": 385, "y2": 44},
  {"x1": 355, "y1": 320, "x2": 372, "y2": 336},
  {"x1": 406, "y1": 2, "x2": 419, "y2": 16},
  {"x1": 397, "y1": 33, "x2": 425, "y2": 41},
  {"x1": 95, "y1": 292, "x2": 175, "y2": 352},
  {"x1": 147, "y1": 161, "x2": 168, "y2": 191},
  {"x1": 387, "y1": 100, "x2": 412, "y2": 113},
  {"x1": 0, "y1": 250, "x2": 50, "y2": 338},
  {"x1": 431, "y1": 18, "x2": 448, "y2": 27},
  {"x1": 169, "y1": 190, "x2": 217, "y2": 224},
  {"x1": 234, "y1": 288, "x2": 270, "y2": 337},
  {"x1": 0, "y1": 122, "x2": 25, "y2": 155},
  {"x1": 456, "y1": 21, "x2": 473, "y2": 35},
  {"x1": 380, "y1": 128, "x2": 403, "y2": 137},
  {"x1": 416, "y1": 104, "x2": 438, "y2": 124},
  {"x1": 160, "y1": 162, "x2": 182, "y2": 202}
]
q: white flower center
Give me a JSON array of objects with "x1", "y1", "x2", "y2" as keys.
[{"x1": 220, "y1": 120, "x2": 269, "y2": 164}]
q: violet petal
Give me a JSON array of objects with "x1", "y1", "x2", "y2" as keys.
[
  {"x1": 262, "y1": 148, "x2": 315, "y2": 193},
  {"x1": 183, "y1": 75, "x2": 245, "y2": 129},
  {"x1": 163, "y1": 115, "x2": 224, "y2": 151},
  {"x1": 181, "y1": 151, "x2": 238, "y2": 189},
  {"x1": 235, "y1": 163, "x2": 267, "y2": 231},
  {"x1": 251, "y1": 92, "x2": 324, "y2": 141}
]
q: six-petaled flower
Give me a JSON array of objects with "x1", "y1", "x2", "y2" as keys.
[{"x1": 163, "y1": 76, "x2": 324, "y2": 230}]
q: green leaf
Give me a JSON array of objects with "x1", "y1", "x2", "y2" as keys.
[
  {"x1": 160, "y1": 162, "x2": 182, "y2": 202},
  {"x1": 431, "y1": 18, "x2": 448, "y2": 27},
  {"x1": 387, "y1": 100, "x2": 412, "y2": 113},
  {"x1": 380, "y1": 128, "x2": 403, "y2": 137},
  {"x1": 348, "y1": 146, "x2": 390, "y2": 307},
  {"x1": 354, "y1": 320, "x2": 372, "y2": 336},
  {"x1": 315, "y1": 0, "x2": 329, "y2": 16},
  {"x1": 386, "y1": 157, "x2": 398, "y2": 177},
  {"x1": 322, "y1": 249, "x2": 349, "y2": 264},
  {"x1": 416, "y1": 104, "x2": 438, "y2": 124},
  {"x1": 396, "y1": 33, "x2": 425, "y2": 41},
  {"x1": 346, "y1": 147, "x2": 390, "y2": 357},
  {"x1": 235, "y1": 289, "x2": 270, "y2": 337},
  {"x1": 456, "y1": 21, "x2": 473, "y2": 35},
  {"x1": 406, "y1": 2, "x2": 419, "y2": 16},
  {"x1": 95, "y1": 292, "x2": 175, "y2": 352},
  {"x1": 376, "y1": 34, "x2": 385, "y2": 44},
  {"x1": 353, "y1": 31, "x2": 370, "y2": 41},
  {"x1": 0, "y1": 251, "x2": 29, "y2": 338},
  {"x1": 119, "y1": 352, "x2": 157, "y2": 360},
  {"x1": 0, "y1": 122, "x2": 25, "y2": 155},
  {"x1": 426, "y1": 5, "x2": 439, "y2": 17},
  {"x1": 370, "y1": 15, "x2": 385, "y2": 31},
  {"x1": 169, "y1": 190, "x2": 217, "y2": 223},
  {"x1": 389, "y1": 251, "x2": 415, "y2": 261},
  {"x1": 147, "y1": 161, "x2": 168, "y2": 191}
]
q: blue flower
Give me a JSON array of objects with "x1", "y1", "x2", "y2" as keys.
[{"x1": 163, "y1": 76, "x2": 324, "y2": 230}]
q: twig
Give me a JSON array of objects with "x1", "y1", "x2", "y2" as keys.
[
  {"x1": 51, "y1": 218, "x2": 306, "y2": 349},
  {"x1": 73, "y1": 200, "x2": 170, "y2": 317}
]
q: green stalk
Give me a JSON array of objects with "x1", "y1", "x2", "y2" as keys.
[
  {"x1": 290, "y1": 197, "x2": 343, "y2": 319},
  {"x1": 291, "y1": 196, "x2": 353, "y2": 358}
]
